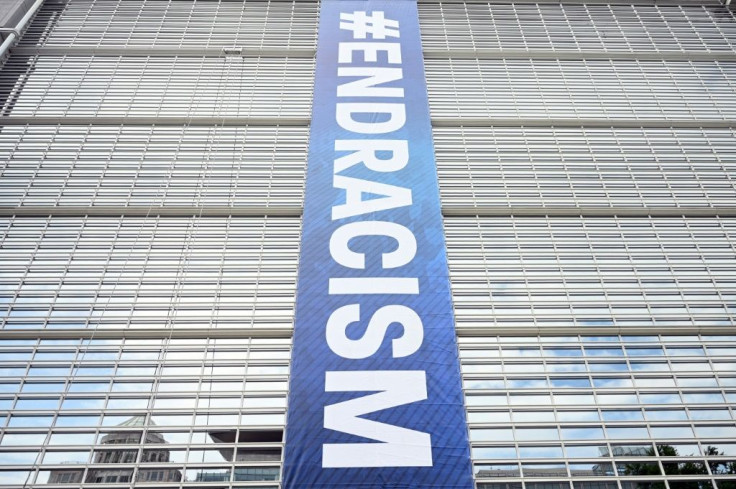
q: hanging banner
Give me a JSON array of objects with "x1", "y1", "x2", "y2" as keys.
[{"x1": 282, "y1": 1, "x2": 475, "y2": 488}]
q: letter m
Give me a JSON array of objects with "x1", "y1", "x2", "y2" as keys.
[{"x1": 323, "y1": 370, "x2": 432, "y2": 468}]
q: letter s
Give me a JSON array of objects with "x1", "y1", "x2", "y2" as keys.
[{"x1": 326, "y1": 304, "x2": 423, "y2": 359}]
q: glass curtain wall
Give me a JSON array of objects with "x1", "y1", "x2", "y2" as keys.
[{"x1": 0, "y1": 0, "x2": 735, "y2": 488}]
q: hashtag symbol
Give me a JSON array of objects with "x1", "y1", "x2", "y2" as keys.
[{"x1": 339, "y1": 11, "x2": 399, "y2": 39}]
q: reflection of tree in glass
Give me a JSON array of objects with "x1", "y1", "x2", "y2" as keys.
[
  {"x1": 704, "y1": 445, "x2": 736, "y2": 489},
  {"x1": 621, "y1": 445, "x2": 735, "y2": 489},
  {"x1": 619, "y1": 445, "x2": 661, "y2": 480}
]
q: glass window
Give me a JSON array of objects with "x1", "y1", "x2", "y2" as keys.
[
  {"x1": 616, "y1": 461, "x2": 661, "y2": 476},
  {"x1": 55, "y1": 415, "x2": 99, "y2": 427},
  {"x1": 0, "y1": 452, "x2": 38, "y2": 464},
  {"x1": 694, "y1": 426, "x2": 736, "y2": 438},
  {"x1": 184, "y1": 468, "x2": 230, "y2": 482},
  {"x1": 42, "y1": 451, "x2": 89, "y2": 464},
  {"x1": 516, "y1": 428, "x2": 558, "y2": 441},
  {"x1": 650, "y1": 426, "x2": 694, "y2": 438},
  {"x1": 468, "y1": 411, "x2": 511, "y2": 423},
  {"x1": 609, "y1": 445, "x2": 654, "y2": 457},
  {"x1": 619, "y1": 482, "x2": 665, "y2": 489},
  {"x1": 565, "y1": 445, "x2": 608, "y2": 458},
  {"x1": 569, "y1": 462, "x2": 614, "y2": 476},
  {"x1": 522, "y1": 463, "x2": 567, "y2": 477},
  {"x1": 92, "y1": 449, "x2": 137, "y2": 463},
  {"x1": 470, "y1": 429, "x2": 513, "y2": 442},
  {"x1": 48, "y1": 433, "x2": 96, "y2": 445},
  {"x1": 145, "y1": 431, "x2": 190, "y2": 444},
  {"x1": 86, "y1": 469, "x2": 133, "y2": 484},
  {"x1": 141, "y1": 449, "x2": 186, "y2": 463},
  {"x1": 15, "y1": 398, "x2": 58, "y2": 410},
  {"x1": 188, "y1": 449, "x2": 233, "y2": 463},
  {"x1": 97, "y1": 431, "x2": 142, "y2": 444},
  {"x1": 689, "y1": 409, "x2": 731, "y2": 420},
  {"x1": 606, "y1": 427, "x2": 649, "y2": 439},
  {"x1": 639, "y1": 393, "x2": 680, "y2": 404},
  {"x1": 471, "y1": 446, "x2": 517, "y2": 460},
  {"x1": 474, "y1": 464, "x2": 520, "y2": 477},
  {"x1": 709, "y1": 459, "x2": 736, "y2": 474},
  {"x1": 235, "y1": 448, "x2": 281, "y2": 462},
  {"x1": 602, "y1": 410, "x2": 643, "y2": 421},
  {"x1": 526, "y1": 483, "x2": 568, "y2": 489},
  {"x1": 512, "y1": 411, "x2": 554, "y2": 423},
  {"x1": 68, "y1": 383, "x2": 108, "y2": 392},
  {"x1": 136, "y1": 468, "x2": 183, "y2": 483},
  {"x1": 36, "y1": 470, "x2": 83, "y2": 484},
  {"x1": 519, "y1": 445, "x2": 563, "y2": 458},
  {"x1": 561, "y1": 427, "x2": 604, "y2": 440},
  {"x1": 61, "y1": 398, "x2": 105, "y2": 410},
  {"x1": 557, "y1": 411, "x2": 600, "y2": 422},
  {"x1": 7, "y1": 416, "x2": 53, "y2": 427},
  {"x1": 573, "y1": 482, "x2": 617, "y2": 489},
  {"x1": 593, "y1": 377, "x2": 632, "y2": 388},
  {"x1": 668, "y1": 482, "x2": 712, "y2": 489},
  {"x1": 232, "y1": 467, "x2": 280, "y2": 482},
  {"x1": 704, "y1": 443, "x2": 736, "y2": 456},
  {"x1": 645, "y1": 409, "x2": 687, "y2": 421},
  {"x1": 1, "y1": 434, "x2": 46, "y2": 445},
  {"x1": 682, "y1": 392, "x2": 724, "y2": 403}
]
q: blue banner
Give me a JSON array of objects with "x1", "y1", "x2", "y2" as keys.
[{"x1": 282, "y1": 1, "x2": 475, "y2": 488}]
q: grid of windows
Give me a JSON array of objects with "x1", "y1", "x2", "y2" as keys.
[
  {"x1": 20, "y1": 1, "x2": 736, "y2": 55},
  {"x1": 435, "y1": 126, "x2": 736, "y2": 209},
  {"x1": 20, "y1": 0, "x2": 319, "y2": 50},
  {"x1": 0, "y1": 125, "x2": 307, "y2": 208},
  {"x1": 461, "y1": 335, "x2": 736, "y2": 488},
  {"x1": 419, "y1": 3, "x2": 736, "y2": 53},
  {"x1": 3, "y1": 125, "x2": 736, "y2": 210},
  {"x1": 0, "y1": 336, "x2": 286, "y2": 486},
  {"x1": 3, "y1": 215, "x2": 734, "y2": 333},
  {"x1": 446, "y1": 217, "x2": 736, "y2": 330},
  {"x1": 426, "y1": 59, "x2": 736, "y2": 121},
  {"x1": 0, "y1": 217, "x2": 300, "y2": 330},
  {"x1": 5, "y1": 56, "x2": 736, "y2": 122},
  {"x1": 0, "y1": 336, "x2": 734, "y2": 486},
  {"x1": 0, "y1": 56, "x2": 313, "y2": 118}
]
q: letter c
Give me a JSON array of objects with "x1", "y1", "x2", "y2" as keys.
[{"x1": 329, "y1": 221, "x2": 417, "y2": 270}]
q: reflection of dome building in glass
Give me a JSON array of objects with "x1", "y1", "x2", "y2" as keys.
[
  {"x1": 46, "y1": 470, "x2": 84, "y2": 485},
  {"x1": 49, "y1": 416, "x2": 182, "y2": 484}
]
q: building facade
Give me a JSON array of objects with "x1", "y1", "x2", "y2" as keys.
[{"x1": 0, "y1": 0, "x2": 736, "y2": 488}]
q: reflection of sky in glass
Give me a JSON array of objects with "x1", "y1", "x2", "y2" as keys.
[
  {"x1": 0, "y1": 472, "x2": 31, "y2": 484},
  {"x1": 513, "y1": 411, "x2": 554, "y2": 422},
  {"x1": 565, "y1": 445, "x2": 607, "y2": 458},
  {"x1": 15, "y1": 398, "x2": 58, "y2": 410},
  {"x1": 543, "y1": 348, "x2": 582, "y2": 357},
  {"x1": 0, "y1": 452, "x2": 38, "y2": 464},
  {"x1": 55, "y1": 415, "x2": 99, "y2": 427},
  {"x1": 5, "y1": 416, "x2": 49, "y2": 429},
  {"x1": 1, "y1": 434, "x2": 46, "y2": 446},
  {"x1": 561, "y1": 427, "x2": 605, "y2": 440},
  {"x1": 61, "y1": 398, "x2": 105, "y2": 409},
  {"x1": 602, "y1": 410, "x2": 643, "y2": 421},
  {"x1": 48, "y1": 433, "x2": 96, "y2": 445},
  {"x1": 551, "y1": 378, "x2": 590, "y2": 388},
  {"x1": 689, "y1": 409, "x2": 731, "y2": 420},
  {"x1": 42, "y1": 451, "x2": 89, "y2": 464}
]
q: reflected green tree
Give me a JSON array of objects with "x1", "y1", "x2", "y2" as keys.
[
  {"x1": 704, "y1": 445, "x2": 736, "y2": 489},
  {"x1": 620, "y1": 445, "x2": 662, "y2": 481},
  {"x1": 620, "y1": 444, "x2": 735, "y2": 489}
]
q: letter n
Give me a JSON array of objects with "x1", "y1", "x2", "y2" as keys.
[{"x1": 322, "y1": 370, "x2": 432, "y2": 468}]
